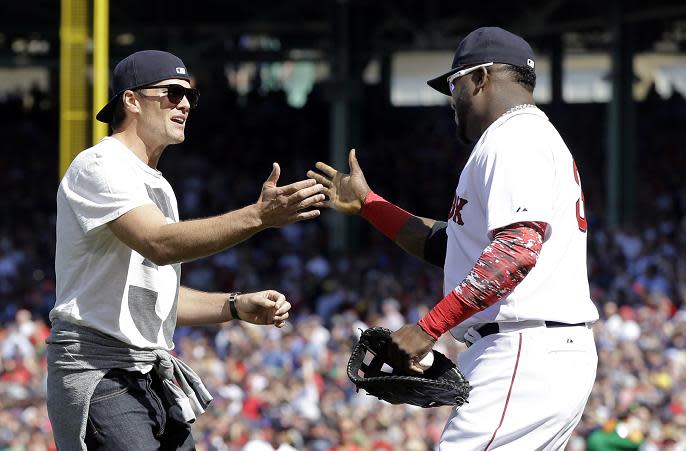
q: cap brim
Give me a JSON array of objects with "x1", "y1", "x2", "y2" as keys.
[
  {"x1": 95, "y1": 98, "x2": 117, "y2": 123},
  {"x1": 427, "y1": 68, "x2": 459, "y2": 96}
]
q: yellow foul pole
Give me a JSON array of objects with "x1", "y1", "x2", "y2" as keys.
[
  {"x1": 92, "y1": 0, "x2": 109, "y2": 144},
  {"x1": 59, "y1": 0, "x2": 89, "y2": 178}
]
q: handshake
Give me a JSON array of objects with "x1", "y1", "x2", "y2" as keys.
[{"x1": 255, "y1": 149, "x2": 370, "y2": 228}]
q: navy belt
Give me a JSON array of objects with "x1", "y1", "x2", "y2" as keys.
[{"x1": 476, "y1": 321, "x2": 587, "y2": 338}]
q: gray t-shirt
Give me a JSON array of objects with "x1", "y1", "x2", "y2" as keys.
[{"x1": 52, "y1": 136, "x2": 181, "y2": 351}]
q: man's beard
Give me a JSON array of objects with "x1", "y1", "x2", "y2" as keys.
[
  {"x1": 454, "y1": 111, "x2": 475, "y2": 147},
  {"x1": 452, "y1": 90, "x2": 478, "y2": 148},
  {"x1": 455, "y1": 123, "x2": 470, "y2": 146}
]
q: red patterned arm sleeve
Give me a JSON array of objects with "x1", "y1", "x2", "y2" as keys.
[{"x1": 418, "y1": 221, "x2": 547, "y2": 339}]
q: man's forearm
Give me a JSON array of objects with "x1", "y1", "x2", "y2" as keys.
[
  {"x1": 153, "y1": 204, "x2": 264, "y2": 265},
  {"x1": 176, "y1": 286, "x2": 235, "y2": 326},
  {"x1": 360, "y1": 191, "x2": 445, "y2": 267},
  {"x1": 395, "y1": 217, "x2": 447, "y2": 268}
]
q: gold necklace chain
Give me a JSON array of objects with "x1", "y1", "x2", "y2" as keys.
[{"x1": 501, "y1": 103, "x2": 536, "y2": 118}]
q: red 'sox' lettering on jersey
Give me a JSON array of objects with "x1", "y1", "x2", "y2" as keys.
[{"x1": 448, "y1": 195, "x2": 469, "y2": 225}]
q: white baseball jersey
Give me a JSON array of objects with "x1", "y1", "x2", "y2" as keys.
[
  {"x1": 52, "y1": 137, "x2": 181, "y2": 350},
  {"x1": 443, "y1": 106, "x2": 599, "y2": 340}
]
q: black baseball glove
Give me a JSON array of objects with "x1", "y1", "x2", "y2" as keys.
[{"x1": 347, "y1": 327, "x2": 470, "y2": 408}]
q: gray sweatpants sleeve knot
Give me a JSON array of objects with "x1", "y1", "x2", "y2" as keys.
[{"x1": 153, "y1": 349, "x2": 213, "y2": 423}]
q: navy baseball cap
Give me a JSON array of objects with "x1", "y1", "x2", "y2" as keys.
[
  {"x1": 427, "y1": 27, "x2": 536, "y2": 96},
  {"x1": 96, "y1": 50, "x2": 191, "y2": 123}
]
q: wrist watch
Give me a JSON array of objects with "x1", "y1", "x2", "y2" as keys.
[{"x1": 228, "y1": 292, "x2": 241, "y2": 320}]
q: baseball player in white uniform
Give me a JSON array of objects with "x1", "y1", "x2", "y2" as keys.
[{"x1": 308, "y1": 27, "x2": 599, "y2": 450}]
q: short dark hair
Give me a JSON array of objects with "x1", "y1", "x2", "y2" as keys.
[
  {"x1": 503, "y1": 64, "x2": 536, "y2": 92},
  {"x1": 109, "y1": 95, "x2": 126, "y2": 133}
]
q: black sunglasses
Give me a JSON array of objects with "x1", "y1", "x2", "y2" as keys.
[{"x1": 134, "y1": 84, "x2": 200, "y2": 108}]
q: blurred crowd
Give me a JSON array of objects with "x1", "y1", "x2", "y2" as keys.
[{"x1": 2, "y1": 78, "x2": 686, "y2": 450}]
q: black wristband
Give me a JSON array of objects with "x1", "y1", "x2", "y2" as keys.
[{"x1": 228, "y1": 292, "x2": 240, "y2": 321}]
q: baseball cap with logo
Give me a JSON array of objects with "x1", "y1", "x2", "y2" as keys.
[
  {"x1": 95, "y1": 50, "x2": 191, "y2": 123},
  {"x1": 427, "y1": 27, "x2": 536, "y2": 96}
]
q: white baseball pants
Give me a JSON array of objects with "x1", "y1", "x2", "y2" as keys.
[{"x1": 439, "y1": 324, "x2": 597, "y2": 451}]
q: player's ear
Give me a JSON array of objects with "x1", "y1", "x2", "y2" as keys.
[{"x1": 472, "y1": 67, "x2": 489, "y2": 92}]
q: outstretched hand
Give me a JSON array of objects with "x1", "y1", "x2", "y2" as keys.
[
  {"x1": 256, "y1": 163, "x2": 326, "y2": 227},
  {"x1": 306, "y1": 149, "x2": 371, "y2": 215},
  {"x1": 235, "y1": 290, "x2": 291, "y2": 328}
]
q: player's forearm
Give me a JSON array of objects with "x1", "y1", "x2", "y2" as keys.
[
  {"x1": 396, "y1": 217, "x2": 447, "y2": 267},
  {"x1": 418, "y1": 222, "x2": 546, "y2": 339},
  {"x1": 176, "y1": 286, "x2": 236, "y2": 326},
  {"x1": 152, "y1": 204, "x2": 265, "y2": 265},
  {"x1": 361, "y1": 191, "x2": 445, "y2": 266}
]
